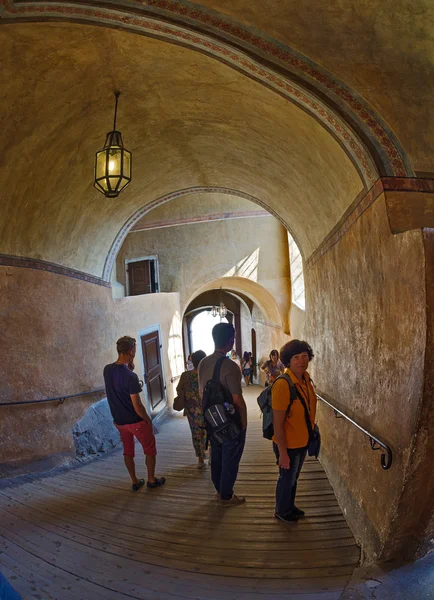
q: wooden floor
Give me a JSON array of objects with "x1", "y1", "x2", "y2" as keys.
[{"x1": 0, "y1": 386, "x2": 359, "y2": 599}]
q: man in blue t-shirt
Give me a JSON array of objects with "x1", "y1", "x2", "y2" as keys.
[{"x1": 103, "y1": 336, "x2": 166, "y2": 490}]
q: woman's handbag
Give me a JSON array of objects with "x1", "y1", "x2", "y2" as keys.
[
  {"x1": 297, "y1": 392, "x2": 321, "y2": 458},
  {"x1": 173, "y1": 389, "x2": 185, "y2": 411}
]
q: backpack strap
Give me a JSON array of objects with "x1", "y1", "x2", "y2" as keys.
[
  {"x1": 295, "y1": 388, "x2": 313, "y2": 437},
  {"x1": 211, "y1": 356, "x2": 227, "y2": 383},
  {"x1": 271, "y1": 374, "x2": 297, "y2": 414}
]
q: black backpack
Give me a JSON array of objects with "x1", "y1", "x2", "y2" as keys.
[
  {"x1": 257, "y1": 374, "x2": 297, "y2": 440},
  {"x1": 202, "y1": 357, "x2": 241, "y2": 444}
]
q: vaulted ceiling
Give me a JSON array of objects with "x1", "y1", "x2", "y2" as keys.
[{"x1": 0, "y1": 1, "x2": 432, "y2": 277}]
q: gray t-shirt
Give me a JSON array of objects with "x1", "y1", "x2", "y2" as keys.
[{"x1": 198, "y1": 351, "x2": 243, "y2": 398}]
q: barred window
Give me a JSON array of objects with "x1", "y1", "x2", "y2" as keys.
[{"x1": 288, "y1": 232, "x2": 305, "y2": 310}]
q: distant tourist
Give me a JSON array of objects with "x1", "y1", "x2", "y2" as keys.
[
  {"x1": 186, "y1": 354, "x2": 194, "y2": 371},
  {"x1": 272, "y1": 340, "x2": 317, "y2": 523},
  {"x1": 176, "y1": 350, "x2": 207, "y2": 469},
  {"x1": 241, "y1": 351, "x2": 253, "y2": 387},
  {"x1": 199, "y1": 323, "x2": 247, "y2": 506},
  {"x1": 230, "y1": 349, "x2": 241, "y2": 370},
  {"x1": 261, "y1": 349, "x2": 284, "y2": 386},
  {"x1": 103, "y1": 336, "x2": 166, "y2": 491},
  {"x1": 248, "y1": 351, "x2": 255, "y2": 384}
]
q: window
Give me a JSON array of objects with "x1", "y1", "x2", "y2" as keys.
[
  {"x1": 126, "y1": 257, "x2": 159, "y2": 296},
  {"x1": 287, "y1": 232, "x2": 305, "y2": 310}
]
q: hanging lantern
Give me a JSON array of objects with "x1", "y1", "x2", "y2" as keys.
[
  {"x1": 94, "y1": 91, "x2": 132, "y2": 198},
  {"x1": 211, "y1": 288, "x2": 227, "y2": 319}
]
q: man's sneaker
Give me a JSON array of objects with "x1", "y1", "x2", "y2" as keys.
[
  {"x1": 219, "y1": 494, "x2": 246, "y2": 507},
  {"x1": 274, "y1": 511, "x2": 299, "y2": 523},
  {"x1": 147, "y1": 477, "x2": 166, "y2": 489},
  {"x1": 293, "y1": 506, "x2": 305, "y2": 517}
]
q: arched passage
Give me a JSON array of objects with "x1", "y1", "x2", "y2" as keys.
[{"x1": 0, "y1": 6, "x2": 433, "y2": 580}]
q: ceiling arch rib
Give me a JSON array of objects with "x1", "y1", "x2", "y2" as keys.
[{"x1": 0, "y1": 0, "x2": 411, "y2": 181}]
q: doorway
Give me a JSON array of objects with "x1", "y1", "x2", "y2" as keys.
[
  {"x1": 251, "y1": 328, "x2": 257, "y2": 381},
  {"x1": 140, "y1": 329, "x2": 166, "y2": 418},
  {"x1": 126, "y1": 257, "x2": 159, "y2": 296}
]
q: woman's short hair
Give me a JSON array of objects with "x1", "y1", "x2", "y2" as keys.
[
  {"x1": 116, "y1": 336, "x2": 136, "y2": 355},
  {"x1": 269, "y1": 349, "x2": 279, "y2": 359},
  {"x1": 191, "y1": 350, "x2": 206, "y2": 369},
  {"x1": 243, "y1": 351, "x2": 250, "y2": 361},
  {"x1": 280, "y1": 340, "x2": 314, "y2": 367}
]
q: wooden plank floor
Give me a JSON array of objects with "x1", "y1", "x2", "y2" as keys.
[{"x1": 0, "y1": 386, "x2": 360, "y2": 599}]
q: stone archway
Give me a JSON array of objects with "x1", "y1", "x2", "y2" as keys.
[{"x1": 184, "y1": 276, "x2": 286, "y2": 332}]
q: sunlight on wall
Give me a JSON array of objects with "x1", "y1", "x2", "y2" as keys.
[
  {"x1": 287, "y1": 232, "x2": 305, "y2": 310},
  {"x1": 224, "y1": 247, "x2": 260, "y2": 282},
  {"x1": 191, "y1": 311, "x2": 229, "y2": 356},
  {"x1": 168, "y1": 311, "x2": 185, "y2": 377}
]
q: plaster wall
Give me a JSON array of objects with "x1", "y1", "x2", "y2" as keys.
[
  {"x1": 116, "y1": 215, "x2": 292, "y2": 330},
  {"x1": 289, "y1": 303, "x2": 306, "y2": 339},
  {"x1": 239, "y1": 301, "x2": 252, "y2": 359},
  {"x1": 305, "y1": 194, "x2": 427, "y2": 560},
  {"x1": 0, "y1": 266, "x2": 182, "y2": 472}
]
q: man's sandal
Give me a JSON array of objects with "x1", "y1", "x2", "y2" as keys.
[{"x1": 132, "y1": 479, "x2": 145, "y2": 491}]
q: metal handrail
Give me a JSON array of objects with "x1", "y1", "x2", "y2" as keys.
[
  {"x1": 0, "y1": 388, "x2": 106, "y2": 407},
  {"x1": 170, "y1": 374, "x2": 182, "y2": 383},
  {"x1": 316, "y1": 393, "x2": 393, "y2": 470}
]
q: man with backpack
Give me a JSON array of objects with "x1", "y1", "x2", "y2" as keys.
[{"x1": 198, "y1": 323, "x2": 248, "y2": 506}]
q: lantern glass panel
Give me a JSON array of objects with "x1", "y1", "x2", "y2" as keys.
[
  {"x1": 108, "y1": 148, "x2": 122, "y2": 176},
  {"x1": 96, "y1": 151, "x2": 107, "y2": 179},
  {"x1": 108, "y1": 176, "x2": 121, "y2": 192}
]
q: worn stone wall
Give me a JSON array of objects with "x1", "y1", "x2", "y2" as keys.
[
  {"x1": 381, "y1": 228, "x2": 434, "y2": 559},
  {"x1": 116, "y1": 214, "x2": 292, "y2": 329},
  {"x1": 305, "y1": 194, "x2": 427, "y2": 560},
  {"x1": 0, "y1": 266, "x2": 182, "y2": 473}
]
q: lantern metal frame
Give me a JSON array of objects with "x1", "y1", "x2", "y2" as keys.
[{"x1": 94, "y1": 91, "x2": 132, "y2": 198}]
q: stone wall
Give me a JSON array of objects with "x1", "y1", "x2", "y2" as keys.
[
  {"x1": 305, "y1": 193, "x2": 428, "y2": 560},
  {"x1": 0, "y1": 266, "x2": 182, "y2": 474}
]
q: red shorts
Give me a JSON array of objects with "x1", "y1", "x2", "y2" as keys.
[{"x1": 115, "y1": 421, "x2": 157, "y2": 457}]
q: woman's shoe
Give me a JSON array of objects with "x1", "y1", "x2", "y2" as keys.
[
  {"x1": 275, "y1": 512, "x2": 299, "y2": 523},
  {"x1": 292, "y1": 506, "x2": 305, "y2": 517},
  {"x1": 197, "y1": 459, "x2": 206, "y2": 469}
]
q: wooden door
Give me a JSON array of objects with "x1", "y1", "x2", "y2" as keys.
[
  {"x1": 141, "y1": 330, "x2": 166, "y2": 416},
  {"x1": 128, "y1": 260, "x2": 151, "y2": 296}
]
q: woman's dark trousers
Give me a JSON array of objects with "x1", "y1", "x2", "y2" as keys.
[{"x1": 273, "y1": 444, "x2": 307, "y2": 516}]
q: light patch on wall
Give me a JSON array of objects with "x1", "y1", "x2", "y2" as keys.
[
  {"x1": 168, "y1": 311, "x2": 184, "y2": 378},
  {"x1": 224, "y1": 248, "x2": 260, "y2": 282},
  {"x1": 288, "y1": 232, "x2": 305, "y2": 310},
  {"x1": 191, "y1": 311, "x2": 229, "y2": 356}
]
